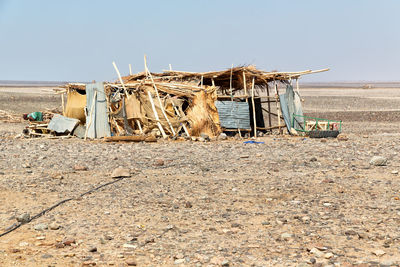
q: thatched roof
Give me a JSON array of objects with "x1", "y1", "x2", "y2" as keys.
[{"x1": 121, "y1": 65, "x2": 329, "y2": 90}]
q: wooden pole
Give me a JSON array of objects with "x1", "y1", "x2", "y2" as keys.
[
  {"x1": 112, "y1": 61, "x2": 130, "y2": 98},
  {"x1": 229, "y1": 64, "x2": 233, "y2": 98},
  {"x1": 129, "y1": 64, "x2": 132, "y2": 75},
  {"x1": 84, "y1": 91, "x2": 97, "y2": 140},
  {"x1": 169, "y1": 64, "x2": 172, "y2": 71},
  {"x1": 148, "y1": 91, "x2": 167, "y2": 138},
  {"x1": 251, "y1": 77, "x2": 257, "y2": 138},
  {"x1": 61, "y1": 93, "x2": 65, "y2": 116},
  {"x1": 243, "y1": 71, "x2": 248, "y2": 103},
  {"x1": 144, "y1": 55, "x2": 176, "y2": 136},
  {"x1": 136, "y1": 120, "x2": 143, "y2": 134},
  {"x1": 266, "y1": 84, "x2": 272, "y2": 129},
  {"x1": 274, "y1": 81, "x2": 282, "y2": 134}
]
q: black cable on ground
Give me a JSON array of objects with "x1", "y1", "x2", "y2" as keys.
[{"x1": 0, "y1": 177, "x2": 124, "y2": 238}]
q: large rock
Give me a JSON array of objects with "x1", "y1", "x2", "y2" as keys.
[
  {"x1": 370, "y1": 156, "x2": 387, "y2": 166},
  {"x1": 111, "y1": 167, "x2": 131, "y2": 178}
]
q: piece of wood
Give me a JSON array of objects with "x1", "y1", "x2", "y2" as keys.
[
  {"x1": 104, "y1": 135, "x2": 157, "y2": 142},
  {"x1": 172, "y1": 105, "x2": 190, "y2": 137},
  {"x1": 251, "y1": 77, "x2": 257, "y2": 137},
  {"x1": 261, "y1": 107, "x2": 284, "y2": 119},
  {"x1": 61, "y1": 93, "x2": 65, "y2": 116},
  {"x1": 266, "y1": 84, "x2": 272, "y2": 129},
  {"x1": 144, "y1": 55, "x2": 176, "y2": 136},
  {"x1": 229, "y1": 64, "x2": 233, "y2": 98},
  {"x1": 243, "y1": 71, "x2": 248, "y2": 103},
  {"x1": 112, "y1": 61, "x2": 130, "y2": 99},
  {"x1": 169, "y1": 64, "x2": 172, "y2": 71},
  {"x1": 274, "y1": 82, "x2": 283, "y2": 134},
  {"x1": 147, "y1": 90, "x2": 167, "y2": 138},
  {"x1": 84, "y1": 91, "x2": 97, "y2": 140},
  {"x1": 256, "y1": 125, "x2": 283, "y2": 130},
  {"x1": 135, "y1": 119, "x2": 143, "y2": 134},
  {"x1": 129, "y1": 64, "x2": 132, "y2": 75},
  {"x1": 217, "y1": 95, "x2": 276, "y2": 99}
]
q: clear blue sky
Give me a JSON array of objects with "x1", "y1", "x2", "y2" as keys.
[{"x1": 0, "y1": 0, "x2": 399, "y2": 82}]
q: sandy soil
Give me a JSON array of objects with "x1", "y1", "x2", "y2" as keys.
[{"x1": 0, "y1": 87, "x2": 400, "y2": 267}]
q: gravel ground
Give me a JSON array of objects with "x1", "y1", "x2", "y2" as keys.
[{"x1": 0, "y1": 87, "x2": 400, "y2": 266}]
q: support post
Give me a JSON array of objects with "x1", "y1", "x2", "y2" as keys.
[
  {"x1": 274, "y1": 81, "x2": 282, "y2": 134},
  {"x1": 266, "y1": 84, "x2": 272, "y2": 129},
  {"x1": 243, "y1": 71, "x2": 248, "y2": 103},
  {"x1": 251, "y1": 77, "x2": 257, "y2": 138}
]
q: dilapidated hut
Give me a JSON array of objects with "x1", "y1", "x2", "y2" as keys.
[{"x1": 61, "y1": 62, "x2": 328, "y2": 139}]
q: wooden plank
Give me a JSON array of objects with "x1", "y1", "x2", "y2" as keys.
[{"x1": 104, "y1": 135, "x2": 157, "y2": 142}]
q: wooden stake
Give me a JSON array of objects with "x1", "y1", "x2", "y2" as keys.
[
  {"x1": 229, "y1": 63, "x2": 233, "y2": 98},
  {"x1": 169, "y1": 64, "x2": 172, "y2": 71},
  {"x1": 61, "y1": 93, "x2": 65, "y2": 116},
  {"x1": 148, "y1": 90, "x2": 167, "y2": 138},
  {"x1": 243, "y1": 71, "x2": 248, "y2": 103},
  {"x1": 84, "y1": 91, "x2": 97, "y2": 140},
  {"x1": 136, "y1": 119, "x2": 143, "y2": 134},
  {"x1": 129, "y1": 64, "x2": 132, "y2": 75},
  {"x1": 274, "y1": 81, "x2": 282, "y2": 134},
  {"x1": 144, "y1": 55, "x2": 176, "y2": 136},
  {"x1": 266, "y1": 84, "x2": 272, "y2": 129},
  {"x1": 112, "y1": 61, "x2": 130, "y2": 98},
  {"x1": 251, "y1": 77, "x2": 257, "y2": 138}
]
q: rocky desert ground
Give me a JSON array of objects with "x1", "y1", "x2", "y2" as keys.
[{"x1": 1, "y1": 85, "x2": 400, "y2": 267}]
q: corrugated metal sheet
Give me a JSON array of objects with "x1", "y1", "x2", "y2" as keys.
[
  {"x1": 215, "y1": 101, "x2": 250, "y2": 129},
  {"x1": 86, "y1": 82, "x2": 111, "y2": 138},
  {"x1": 48, "y1": 114, "x2": 79, "y2": 133}
]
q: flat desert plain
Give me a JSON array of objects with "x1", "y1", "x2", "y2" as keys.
[{"x1": 0, "y1": 84, "x2": 400, "y2": 266}]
